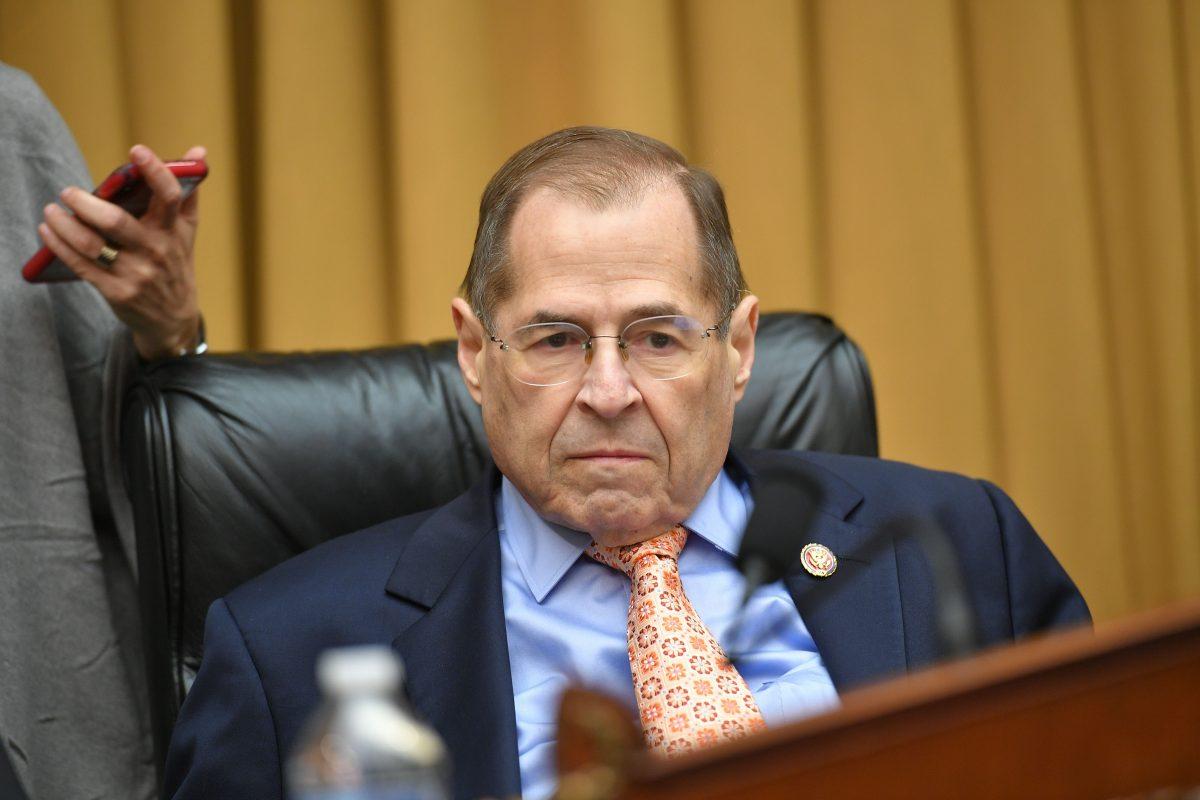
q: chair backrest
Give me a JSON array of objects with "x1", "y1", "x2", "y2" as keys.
[{"x1": 120, "y1": 311, "x2": 877, "y2": 769}]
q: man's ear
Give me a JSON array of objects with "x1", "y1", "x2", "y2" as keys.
[
  {"x1": 451, "y1": 298, "x2": 485, "y2": 405},
  {"x1": 728, "y1": 294, "x2": 759, "y2": 403}
]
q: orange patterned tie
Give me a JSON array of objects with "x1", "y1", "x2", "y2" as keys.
[{"x1": 586, "y1": 526, "x2": 766, "y2": 757}]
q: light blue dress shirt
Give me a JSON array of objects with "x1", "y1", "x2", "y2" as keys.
[{"x1": 497, "y1": 469, "x2": 840, "y2": 800}]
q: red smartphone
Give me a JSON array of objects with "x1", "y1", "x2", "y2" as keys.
[{"x1": 22, "y1": 158, "x2": 209, "y2": 283}]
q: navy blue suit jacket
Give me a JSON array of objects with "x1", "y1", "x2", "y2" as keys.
[{"x1": 164, "y1": 450, "x2": 1089, "y2": 799}]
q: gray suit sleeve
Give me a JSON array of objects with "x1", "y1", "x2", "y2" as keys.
[{"x1": 0, "y1": 61, "x2": 154, "y2": 800}]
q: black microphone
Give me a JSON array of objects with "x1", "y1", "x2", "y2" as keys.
[
  {"x1": 881, "y1": 517, "x2": 979, "y2": 660},
  {"x1": 735, "y1": 463, "x2": 825, "y2": 604},
  {"x1": 781, "y1": 515, "x2": 981, "y2": 661},
  {"x1": 726, "y1": 462, "x2": 981, "y2": 665},
  {"x1": 727, "y1": 463, "x2": 824, "y2": 659}
]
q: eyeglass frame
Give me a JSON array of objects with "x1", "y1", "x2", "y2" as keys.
[{"x1": 482, "y1": 305, "x2": 738, "y2": 387}]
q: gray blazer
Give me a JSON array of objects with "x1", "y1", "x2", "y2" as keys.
[{"x1": 0, "y1": 62, "x2": 155, "y2": 800}]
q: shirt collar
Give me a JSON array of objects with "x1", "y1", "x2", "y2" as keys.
[{"x1": 498, "y1": 468, "x2": 751, "y2": 603}]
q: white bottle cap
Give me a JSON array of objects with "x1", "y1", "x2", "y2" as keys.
[{"x1": 317, "y1": 645, "x2": 404, "y2": 697}]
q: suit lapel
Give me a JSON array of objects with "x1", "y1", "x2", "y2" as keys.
[
  {"x1": 736, "y1": 450, "x2": 908, "y2": 692},
  {"x1": 384, "y1": 464, "x2": 521, "y2": 800}
]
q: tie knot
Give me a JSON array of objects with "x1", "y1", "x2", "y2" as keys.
[{"x1": 586, "y1": 526, "x2": 688, "y2": 577}]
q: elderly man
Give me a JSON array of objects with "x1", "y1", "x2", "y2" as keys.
[{"x1": 164, "y1": 127, "x2": 1088, "y2": 799}]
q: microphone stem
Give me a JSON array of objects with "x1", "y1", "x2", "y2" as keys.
[{"x1": 726, "y1": 558, "x2": 770, "y2": 665}]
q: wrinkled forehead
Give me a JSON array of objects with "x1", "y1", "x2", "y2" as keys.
[{"x1": 498, "y1": 183, "x2": 711, "y2": 328}]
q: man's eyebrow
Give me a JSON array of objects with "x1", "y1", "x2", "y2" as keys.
[
  {"x1": 627, "y1": 302, "x2": 685, "y2": 320},
  {"x1": 525, "y1": 309, "x2": 583, "y2": 326},
  {"x1": 522, "y1": 303, "x2": 688, "y2": 328}
]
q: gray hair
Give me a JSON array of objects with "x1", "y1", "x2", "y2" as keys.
[{"x1": 461, "y1": 126, "x2": 747, "y2": 336}]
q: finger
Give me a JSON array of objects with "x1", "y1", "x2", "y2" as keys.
[
  {"x1": 130, "y1": 143, "x2": 183, "y2": 229},
  {"x1": 43, "y1": 201, "x2": 108, "y2": 259},
  {"x1": 46, "y1": 198, "x2": 154, "y2": 286},
  {"x1": 179, "y1": 145, "x2": 207, "y2": 222},
  {"x1": 38, "y1": 219, "x2": 125, "y2": 298},
  {"x1": 59, "y1": 186, "x2": 147, "y2": 251}
]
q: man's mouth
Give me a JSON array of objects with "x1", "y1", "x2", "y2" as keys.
[{"x1": 571, "y1": 450, "x2": 650, "y2": 462}]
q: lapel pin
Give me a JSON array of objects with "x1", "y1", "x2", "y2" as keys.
[{"x1": 800, "y1": 543, "x2": 837, "y2": 578}]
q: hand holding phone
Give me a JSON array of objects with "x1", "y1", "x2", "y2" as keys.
[
  {"x1": 24, "y1": 157, "x2": 207, "y2": 282},
  {"x1": 32, "y1": 144, "x2": 208, "y2": 362}
]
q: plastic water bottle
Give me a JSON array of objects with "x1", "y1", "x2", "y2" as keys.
[{"x1": 287, "y1": 645, "x2": 451, "y2": 800}]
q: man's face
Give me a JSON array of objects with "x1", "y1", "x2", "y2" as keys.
[{"x1": 453, "y1": 181, "x2": 758, "y2": 547}]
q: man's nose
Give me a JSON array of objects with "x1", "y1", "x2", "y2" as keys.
[{"x1": 575, "y1": 337, "x2": 641, "y2": 418}]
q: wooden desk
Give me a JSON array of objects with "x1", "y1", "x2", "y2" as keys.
[{"x1": 557, "y1": 599, "x2": 1200, "y2": 799}]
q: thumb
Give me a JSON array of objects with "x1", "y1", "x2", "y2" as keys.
[{"x1": 179, "y1": 145, "x2": 207, "y2": 223}]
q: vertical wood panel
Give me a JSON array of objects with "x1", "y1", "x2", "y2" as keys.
[
  {"x1": 0, "y1": 0, "x2": 129, "y2": 178},
  {"x1": 119, "y1": 0, "x2": 244, "y2": 348},
  {"x1": 965, "y1": 0, "x2": 1129, "y2": 619},
  {"x1": 953, "y1": 0, "x2": 1009, "y2": 488},
  {"x1": 1078, "y1": 0, "x2": 1200, "y2": 606},
  {"x1": 255, "y1": 0, "x2": 390, "y2": 349},
  {"x1": 486, "y1": 0, "x2": 588, "y2": 152},
  {"x1": 1174, "y1": 0, "x2": 1200, "y2": 598},
  {"x1": 576, "y1": 0, "x2": 687, "y2": 149},
  {"x1": 684, "y1": 0, "x2": 822, "y2": 312},
  {"x1": 818, "y1": 0, "x2": 997, "y2": 479},
  {"x1": 386, "y1": 0, "x2": 504, "y2": 343}
]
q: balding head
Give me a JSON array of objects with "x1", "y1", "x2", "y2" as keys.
[{"x1": 462, "y1": 126, "x2": 747, "y2": 337}]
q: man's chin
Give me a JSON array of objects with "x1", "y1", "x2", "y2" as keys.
[{"x1": 546, "y1": 487, "x2": 675, "y2": 544}]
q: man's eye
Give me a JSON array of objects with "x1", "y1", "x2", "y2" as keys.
[
  {"x1": 631, "y1": 330, "x2": 680, "y2": 352},
  {"x1": 647, "y1": 332, "x2": 675, "y2": 349},
  {"x1": 533, "y1": 331, "x2": 581, "y2": 349}
]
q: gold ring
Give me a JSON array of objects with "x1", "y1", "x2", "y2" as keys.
[{"x1": 97, "y1": 245, "x2": 119, "y2": 267}]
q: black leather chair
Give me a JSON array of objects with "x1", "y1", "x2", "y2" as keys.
[{"x1": 120, "y1": 311, "x2": 878, "y2": 772}]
